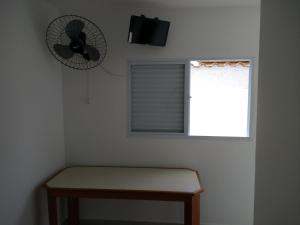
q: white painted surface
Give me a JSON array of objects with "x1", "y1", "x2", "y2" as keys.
[
  {"x1": 0, "y1": 0, "x2": 65, "y2": 225},
  {"x1": 254, "y1": 1, "x2": 300, "y2": 224},
  {"x1": 52, "y1": 0, "x2": 260, "y2": 9},
  {"x1": 125, "y1": 0, "x2": 260, "y2": 8},
  {"x1": 58, "y1": 2, "x2": 260, "y2": 225},
  {"x1": 47, "y1": 167, "x2": 201, "y2": 193}
]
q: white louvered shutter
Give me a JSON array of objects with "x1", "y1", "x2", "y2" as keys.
[{"x1": 130, "y1": 63, "x2": 185, "y2": 133}]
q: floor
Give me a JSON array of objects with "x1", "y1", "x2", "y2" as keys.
[{"x1": 63, "y1": 220, "x2": 181, "y2": 225}]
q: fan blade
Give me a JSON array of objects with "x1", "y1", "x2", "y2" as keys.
[
  {"x1": 65, "y1": 19, "x2": 84, "y2": 40},
  {"x1": 53, "y1": 44, "x2": 74, "y2": 59},
  {"x1": 85, "y1": 45, "x2": 100, "y2": 61}
]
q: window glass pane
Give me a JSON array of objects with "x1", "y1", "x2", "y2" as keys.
[
  {"x1": 189, "y1": 60, "x2": 251, "y2": 137},
  {"x1": 131, "y1": 64, "x2": 185, "y2": 133}
]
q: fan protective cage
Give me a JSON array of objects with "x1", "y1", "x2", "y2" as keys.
[{"x1": 46, "y1": 15, "x2": 107, "y2": 70}]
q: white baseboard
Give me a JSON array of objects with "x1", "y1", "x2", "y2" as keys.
[
  {"x1": 62, "y1": 219, "x2": 230, "y2": 225},
  {"x1": 201, "y1": 223, "x2": 231, "y2": 225}
]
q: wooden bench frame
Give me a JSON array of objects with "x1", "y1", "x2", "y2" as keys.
[{"x1": 44, "y1": 166, "x2": 204, "y2": 225}]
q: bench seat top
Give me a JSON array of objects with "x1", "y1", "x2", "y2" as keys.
[{"x1": 46, "y1": 166, "x2": 202, "y2": 194}]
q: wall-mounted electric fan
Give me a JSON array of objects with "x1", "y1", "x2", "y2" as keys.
[
  {"x1": 46, "y1": 15, "x2": 107, "y2": 70},
  {"x1": 46, "y1": 15, "x2": 111, "y2": 104}
]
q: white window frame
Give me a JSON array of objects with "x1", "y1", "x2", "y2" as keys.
[{"x1": 128, "y1": 58, "x2": 255, "y2": 140}]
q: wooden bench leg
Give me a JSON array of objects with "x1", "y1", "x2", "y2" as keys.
[
  {"x1": 184, "y1": 193, "x2": 200, "y2": 225},
  {"x1": 48, "y1": 193, "x2": 58, "y2": 225},
  {"x1": 68, "y1": 198, "x2": 79, "y2": 225}
]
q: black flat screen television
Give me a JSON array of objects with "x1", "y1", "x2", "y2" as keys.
[{"x1": 128, "y1": 15, "x2": 170, "y2": 47}]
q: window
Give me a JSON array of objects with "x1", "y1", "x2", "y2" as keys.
[
  {"x1": 130, "y1": 63, "x2": 186, "y2": 133},
  {"x1": 189, "y1": 60, "x2": 251, "y2": 137},
  {"x1": 129, "y1": 59, "x2": 252, "y2": 138}
]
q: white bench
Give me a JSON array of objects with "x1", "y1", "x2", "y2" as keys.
[{"x1": 45, "y1": 166, "x2": 203, "y2": 225}]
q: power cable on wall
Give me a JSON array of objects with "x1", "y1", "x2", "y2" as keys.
[
  {"x1": 85, "y1": 70, "x2": 91, "y2": 104},
  {"x1": 100, "y1": 65, "x2": 126, "y2": 78},
  {"x1": 85, "y1": 65, "x2": 126, "y2": 104}
]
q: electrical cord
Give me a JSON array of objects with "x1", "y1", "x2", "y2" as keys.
[
  {"x1": 100, "y1": 65, "x2": 126, "y2": 78},
  {"x1": 85, "y1": 65, "x2": 125, "y2": 104}
]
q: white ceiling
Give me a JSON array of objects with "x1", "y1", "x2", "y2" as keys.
[
  {"x1": 125, "y1": 0, "x2": 260, "y2": 8},
  {"x1": 51, "y1": 0, "x2": 260, "y2": 10}
]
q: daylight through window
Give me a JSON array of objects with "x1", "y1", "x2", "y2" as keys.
[{"x1": 189, "y1": 60, "x2": 251, "y2": 137}]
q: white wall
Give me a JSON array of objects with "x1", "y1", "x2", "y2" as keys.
[
  {"x1": 0, "y1": 0, "x2": 65, "y2": 225},
  {"x1": 58, "y1": 2, "x2": 260, "y2": 225},
  {"x1": 254, "y1": 1, "x2": 300, "y2": 224}
]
